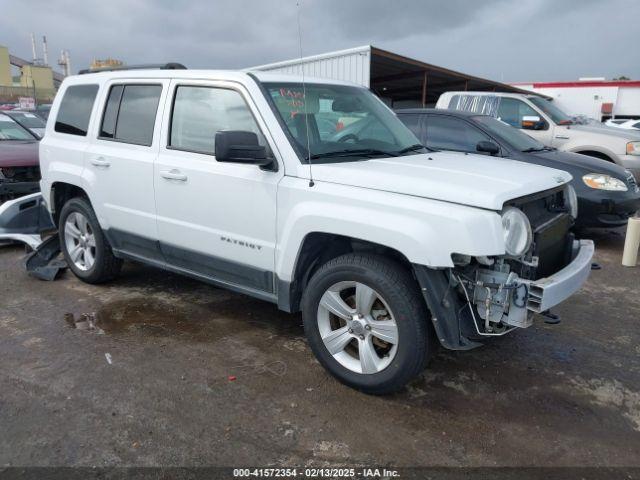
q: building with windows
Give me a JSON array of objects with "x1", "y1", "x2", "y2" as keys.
[
  {"x1": 0, "y1": 44, "x2": 58, "y2": 103},
  {"x1": 0, "y1": 46, "x2": 12, "y2": 86}
]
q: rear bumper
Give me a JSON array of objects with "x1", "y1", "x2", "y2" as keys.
[{"x1": 524, "y1": 239, "x2": 594, "y2": 313}]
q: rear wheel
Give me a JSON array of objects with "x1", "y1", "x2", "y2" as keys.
[
  {"x1": 59, "y1": 197, "x2": 122, "y2": 283},
  {"x1": 302, "y1": 253, "x2": 432, "y2": 394}
]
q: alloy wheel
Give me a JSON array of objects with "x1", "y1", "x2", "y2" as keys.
[
  {"x1": 317, "y1": 281, "x2": 399, "y2": 374},
  {"x1": 64, "y1": 211, "x2": 96, "y2": 271}
]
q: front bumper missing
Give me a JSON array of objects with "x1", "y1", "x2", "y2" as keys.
[
  {"x1": 523, "y1": 239, "x2": 595, "y2": 313},
  {"x1": 413, "y1": 239, "x2": 595, "y2": 351}
]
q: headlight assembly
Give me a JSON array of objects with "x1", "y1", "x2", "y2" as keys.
[
  {"x1": 501, "y1": 207, "x2": 532, "y2": 257},
  {"x1": 627, "y1": 142, "x2": 640, "y2": 156},
  {"x1": 582, "y1": 173, "x2": 628, "y2": 191}
]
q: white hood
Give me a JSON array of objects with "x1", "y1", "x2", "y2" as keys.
[{"x1": 310, "y1": 151, "x2": 572, "y2": 210}]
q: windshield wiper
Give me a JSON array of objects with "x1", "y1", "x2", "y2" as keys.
[
  {"x1": 397, "y1": 143, "x2": 429, "y2": 154},
  {"x1": 309, "y1": 148, "x2": 399, "y2": 161},
  {"x1": 522, "y1": 146, "x2": 556, "y2": 153}
]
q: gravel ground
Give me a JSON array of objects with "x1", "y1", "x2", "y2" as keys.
[{"x1": 0, "y1": 228, "x2": 639, "y2": 469}]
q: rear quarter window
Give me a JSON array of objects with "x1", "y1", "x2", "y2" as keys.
[{"x1": 54, "y1": 84, "x2": 99, "y2": 136}]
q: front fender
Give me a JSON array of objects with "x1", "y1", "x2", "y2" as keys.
[
  {"x1": 566, "y1": 144, "x2": 619, "y2": 163},
  {"x1": 275, "y1": 178, "x2": 505, "y2": 282}
]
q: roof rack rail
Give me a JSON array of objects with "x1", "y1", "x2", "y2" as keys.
[{"x1": 78, "y1": 62, "x2": 187, "y2": 75}]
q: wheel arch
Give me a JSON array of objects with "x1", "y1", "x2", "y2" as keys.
[
  {"x1": 277, "y1": 232, "x2": 415, "y2": 313},
  {"x1": 50, "y1": 181, "x2": 90, "y2": 226},
  {"x1": 572, "y1": 148, "x2": 617, "y2": 163}
]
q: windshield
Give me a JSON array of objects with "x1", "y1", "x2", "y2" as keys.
[
  {"x1": 263, "y1": 82, "x2": 423, "y2": 163},
  {"x1": 0, "y1": 114, "x2": 34, "y2": 140},
  {"x1": 473, "y1": 115, "x2": 548, "y2": 152},
  {"x1": 528, "y1": 97, "x2": 574, "y2": 125},
  {"x1": 9, "y1": 112, "x2": 46, "y2": 129}
]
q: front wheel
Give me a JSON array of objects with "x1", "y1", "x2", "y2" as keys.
[
  {"x1": 59, "y1": 197, "x2": 122, "y2": 284},
  {"x1": 301, "y1": 253, "x2": 432, "y2": 394}
]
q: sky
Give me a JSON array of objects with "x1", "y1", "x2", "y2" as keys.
[{"x1": 1, "y1": 0, "x2": 638, "y2": 83}]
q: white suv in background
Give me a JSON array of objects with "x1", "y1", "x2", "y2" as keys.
[
  {"x1": 437, "y1": 91, "x2": 640, "y2": 180},
  {"x1": 40, "y1": 66, "x2": 593, "y2": 394}
]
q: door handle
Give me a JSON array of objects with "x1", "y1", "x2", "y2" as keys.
[
  {"x1": 160, "y1": 169, "x2": 188, "y2": 181},
  {"x1": 90, "y1": 157, "x2": 111, "y2": 167}
]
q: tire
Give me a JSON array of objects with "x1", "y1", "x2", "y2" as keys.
[
  {"x1": 58, "y1": 197, "x2": 122, "y2": 284},
  {"x1": 301, "y1": 253, "x2": 432, "y2": 395}
]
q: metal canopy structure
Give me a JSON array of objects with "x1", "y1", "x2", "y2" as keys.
[
  {"x1": 369, "y1": 46, "x2": 537, "y2": 106},
  {"x1": 251, "y1": 45, "x2": 541, "y2": 108}
]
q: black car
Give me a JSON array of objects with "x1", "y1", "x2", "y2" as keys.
[{"x1": 396, "y1": 109, "x2": 640, "y2": 229}]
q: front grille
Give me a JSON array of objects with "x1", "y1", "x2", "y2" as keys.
[
  {"x1": 532, "y1": 214, "x2": 573, "y2": 278},
  {"x1": 0, "y1": 165, "x2": 41, "y2": 182},
  {"x1": 506, "y1": 186, "x2": 573, "y2": 280}
]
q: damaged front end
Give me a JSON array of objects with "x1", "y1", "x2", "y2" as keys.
[
  {"x1": 414, "y1": 186, "x2": 595, "y2": 350},
  {"x1": 0, "y1": 165, "x2": 41, "y2": 204}
]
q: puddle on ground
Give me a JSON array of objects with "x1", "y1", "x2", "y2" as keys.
[
  {"x1": 64, "y1": 296, "x2": 304, "y2": 344},
  {"x1": 93, "y1": 298, "x2": 206, "y2": 336}
]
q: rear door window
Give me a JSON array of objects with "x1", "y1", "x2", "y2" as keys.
[
  {"x1": 425, "y1": 115, "x2": 491, "y2": 153},
  {"x1": 99, "y1": 85, "x2": 124, "y2": 139},
  {"x1": 54, "y1": 84, "x2": 99, "y2": 136},
  {"x1": 99, "y1": 84, "x2": 162, "y2": 146}
]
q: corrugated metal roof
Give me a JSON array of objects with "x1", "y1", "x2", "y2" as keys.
[
  {"x1": 249, "y1": 45, "x2": 372, "y2": 87},
  {"x1": 250, "y1": 45, "x2": 541, "y2": 105}
]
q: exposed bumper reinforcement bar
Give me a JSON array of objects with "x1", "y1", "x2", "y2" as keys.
[{"x1": 524, "y1": 239, "x2": 595, "y2": 313}]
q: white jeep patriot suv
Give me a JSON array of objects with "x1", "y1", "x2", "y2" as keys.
[{"x1": 40, "y1": 65, "x2": 595, "y2": 394}]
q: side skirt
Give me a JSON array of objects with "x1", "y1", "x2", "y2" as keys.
[{"x1": 113, "y1": 248, "x2": 279, "y2": 305}]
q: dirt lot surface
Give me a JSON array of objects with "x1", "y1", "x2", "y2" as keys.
[{"x1": 1, "y1": 229, "x2": 639, "y2": 469}]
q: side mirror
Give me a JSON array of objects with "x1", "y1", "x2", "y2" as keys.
[
  {"x1": 476, "y1": 140, "x2": 500, "y2": 155},
  {"x1": 521, "y1": 115, "x2": 545, "y2": 130},
  {"x1": 215, "y1": 130, "x2": 272, "y2": 167}
]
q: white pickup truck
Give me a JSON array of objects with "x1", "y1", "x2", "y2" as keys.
[
  {"x1": 437, "y1": 91, "x2": 640, "y2": 180},
  {"x1": 40, "y1": 66, "x2": 594, "y2": 394}
]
